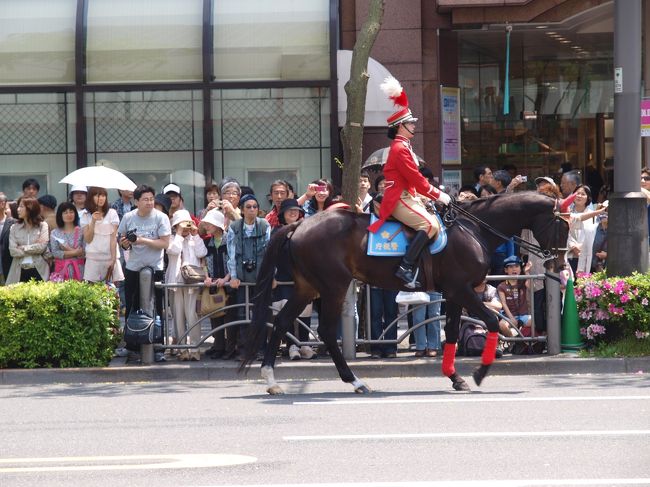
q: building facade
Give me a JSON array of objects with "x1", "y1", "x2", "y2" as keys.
[
  {"x1": 0, "y1": 0, "x2": 336, "y2": 211},
  {"x1": 344, "y1": 0, "x2": 616, "y2": 193},
  {"x1": 0, "y1": 0, "x2": 621, "y2": 210}
]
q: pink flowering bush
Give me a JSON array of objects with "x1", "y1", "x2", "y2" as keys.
[{"x1": 575, "y1": 271, "x2": 650, "y2": 346}]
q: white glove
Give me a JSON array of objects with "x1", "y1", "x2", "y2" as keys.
[{"x1": 436, "y1": 191, "x2": 451, "y2": 206}]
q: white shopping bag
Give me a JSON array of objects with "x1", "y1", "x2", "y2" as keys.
[{"x1": 395, "y1": 291, "x2": 430, "y2": 305}]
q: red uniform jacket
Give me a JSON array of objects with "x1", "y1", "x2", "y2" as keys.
[{"x1": 368, "y1": 135, "x2": 441, "y2": 233}]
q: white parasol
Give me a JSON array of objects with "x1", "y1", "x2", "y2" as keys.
[{"x1": 60, "y1": 166, "x2": 136, "y2": 191}]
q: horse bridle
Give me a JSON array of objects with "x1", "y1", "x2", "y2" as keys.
[{"x1": 442, "y1": 199, "x2": 567, "y2": 261}]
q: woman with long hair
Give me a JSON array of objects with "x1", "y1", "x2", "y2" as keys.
[
  {"x1": 303, "y1": 179, "x2": 335, "y2": 217},
  {"x1": 7, "y1": 198, "x2": 49, "y2": 283},
  {"x1": 49, "y1": 202, "x2": 85, "y2": 281},
  {"x1": 567, "y1": 184, "x2": 606, "y2": 274},
  {"x1": 81, "y1": 186, "x2": 124, "y2": 283}
]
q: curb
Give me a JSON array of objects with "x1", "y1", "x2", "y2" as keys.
[{"x1": 1, "y1": 355, "x2": 648, "y2": 386}]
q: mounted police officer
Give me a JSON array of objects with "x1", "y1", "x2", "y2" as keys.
[{"x1": 368, "y1": 77, "x2": 451, "y2": 288}]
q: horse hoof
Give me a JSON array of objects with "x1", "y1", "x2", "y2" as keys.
[
  {"x1": 267, "y1": 385, "x2": 285, "y2": 395},
  {"x1": 354, "y1": 384, "x2": 372, "y2": 394},
  {"x1": 473, "y1": 365, "x2": 489, "y2": 386},
  {"x1": 449, "y1": 373, "x2": 471, "y2": 392}
]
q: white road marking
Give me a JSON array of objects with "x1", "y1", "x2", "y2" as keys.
[
  {"x1": 196, "y1": 479, "x2": 650, "y2": 487},
  {"x1": 284, "y1": 429, "x2": 650, "y2": 442},
  {"x1": 0, "y1": 453, "x2": 256, "y2": 473},
  {"x1": 293, "y1": 395, "x2": 650, "y2": 406}
]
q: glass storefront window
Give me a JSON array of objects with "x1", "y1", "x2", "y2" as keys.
[
  {"x1": 0, "y1": 92, "x2": 76, "y2": 203},
  {"x1": 85, "y1": 90, "x2": 204, "y2": 212},
  {"x1": 212, "y1": 87, "x2": 330, "y2": 202},
  {"x1": 0, "y1": 0, "x2": 76, "y2": 85},
  {"x1": 213, "y1": 0, "x2": 330, "y2": 81},
  {"x1": 86, "y1": 0, "x2": 203, "y2": 83},
  {"x1": 458, "y1": 27, "x2": 613, "y2": 184}
]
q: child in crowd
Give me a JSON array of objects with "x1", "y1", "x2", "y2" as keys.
[{"x1": 497, "y1": 255, "x2": 532, "y2": 330}]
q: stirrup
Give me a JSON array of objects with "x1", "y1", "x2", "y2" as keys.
[{"x1": 396, "y1": 266, "x2": 420, "y2": 289}]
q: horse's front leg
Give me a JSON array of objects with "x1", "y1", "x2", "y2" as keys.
[{"x1": 442, "y1": 301, "x2": 470, "y2": 391}]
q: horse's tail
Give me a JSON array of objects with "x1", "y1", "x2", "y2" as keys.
[{"x1": 239, "y1": 221, "x2": 302, "y2": 372}]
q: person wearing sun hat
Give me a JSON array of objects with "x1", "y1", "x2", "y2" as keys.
[
  {"x1": 367, "y1": 76, "x2": 451, "y2": 288},
  {"x1": 166, "y1": 208, "x2": 207, "y2": 361},
  {"x1": 271, "y1": 198, "x2": 315, "y2": 360},
  {"x1": 200, "y1": 208, "x2": 230, "y2": 359},
  {"x1": 69, "y1": 184, "x2": 88, "y2": 218}
]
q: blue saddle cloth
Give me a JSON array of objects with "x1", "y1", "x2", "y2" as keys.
[{"x1": 367, "y1": 213, "x2": 447, "y2": 257}]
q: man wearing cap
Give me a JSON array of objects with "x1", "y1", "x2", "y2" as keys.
[
  {"x1": 163, "y1": 182, "x2": 200, "y2": 227},
  {"x1": 535, "y1": 176, "x2": 559, "y2": 197},
  {"x1": 69, "y1": 185, "x2": 88, "y2": 218},
  {"x1": 162, "y1": 183, "x2": 184, "y2": 219},
  {"x1": 368, "y1": 76, "x2": 451, "y2": 288}
]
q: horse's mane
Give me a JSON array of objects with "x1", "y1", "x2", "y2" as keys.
[{"x1": 458, "y1": 190, "x2": 555, "y2": 213}]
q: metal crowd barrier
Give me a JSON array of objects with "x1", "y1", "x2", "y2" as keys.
[
  {"x1": 154, "y1": 271, "x2": 563, "y2": 358},
  {"x1": 154, "y1": 281, "x2": 322, "y2": 351}
]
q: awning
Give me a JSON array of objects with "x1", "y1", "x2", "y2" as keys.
[{"x1": 337, "y1": 49, "x2": 395, "y2": 127}]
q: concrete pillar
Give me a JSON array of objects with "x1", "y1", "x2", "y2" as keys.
[{"x1": 609, "y1": 0, "x2": 649, "y2": 276}]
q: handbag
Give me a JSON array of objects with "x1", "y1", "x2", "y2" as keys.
[
  {"x1": 180, "y1": 264, "x2": 207, "y2": 284},
  {"x1": 395, "y1": 291, "x2": 431, "y2": 305},
  {"x1": 198, "y1": 286, "x2": 227, "y2": 318},
  {"x1": 124, "y1": 309, "x2": 162, "y2": 346}
]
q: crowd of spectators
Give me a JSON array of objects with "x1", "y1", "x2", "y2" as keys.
[{"x1": 0, "y1": 160, "x2": 636, "y2": 361}]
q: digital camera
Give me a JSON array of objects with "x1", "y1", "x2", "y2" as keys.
[
  {"x1": 242, "y1": 260, "x2": 257, "y2": 272},
  {"x1": 125, "y1": 229, "x2": 138, "y2": 243}
]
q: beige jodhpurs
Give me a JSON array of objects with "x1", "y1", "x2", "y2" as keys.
[{"x1": 391, "y1": 191, "x2": 440, "y2": 239}]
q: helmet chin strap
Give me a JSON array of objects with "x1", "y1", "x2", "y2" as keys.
[{"x1": 402, "y1": 123, "x2": 415, "y2": 135}]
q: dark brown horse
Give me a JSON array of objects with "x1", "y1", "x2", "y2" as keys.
[{"x1": 242, "y1": 192, "x2": 568, "y2": 394}]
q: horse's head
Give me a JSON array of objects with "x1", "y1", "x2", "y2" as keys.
[{"x1": 530, "y1": 197, "x2": 569, "y2": 273}]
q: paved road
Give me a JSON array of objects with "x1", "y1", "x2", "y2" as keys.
[{"x1": 1, "y1": 373, "x2": 649, "y2": 486}]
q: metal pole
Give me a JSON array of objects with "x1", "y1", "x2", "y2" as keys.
[
  {"x1": 609, "y1": 0, "x2": 649, "y2": 276},
  {"x1": 545, "y1": 272, "x2": 561, "y2": 356},
  {"x1": 139, "y1": 268, "x2": 155, "y2": 365},
  {"x1": 341, "y1": 280, "x2": 357, "y2": 359}
]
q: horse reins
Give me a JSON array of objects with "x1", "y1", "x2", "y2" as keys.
[{"x1": 443, "y1": 200, "x2": 559, "y2": 260}]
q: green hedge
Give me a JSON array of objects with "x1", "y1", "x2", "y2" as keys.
[
  {"x1": 0, "y1": 280, "x2": 121, "y2": 368},
  {"x1": 575, "y1": 271, "x2": 650, "y2": 345}
]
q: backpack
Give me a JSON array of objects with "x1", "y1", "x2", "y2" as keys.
[{"x1": 458, "y1": 321, "x2": 487, "y2": 356}]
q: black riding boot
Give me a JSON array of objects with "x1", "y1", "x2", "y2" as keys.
[{"x1": 395, "y1": 230, "x2": 430, "y2": 288}]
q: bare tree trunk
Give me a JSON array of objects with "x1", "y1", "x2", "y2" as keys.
[{"x1": 340, "y1": 0, "x2": 385, "y2": 206}]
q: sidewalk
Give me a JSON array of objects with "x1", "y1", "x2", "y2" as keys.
[{"x1": 1, "y1": 350, "x2": 648, "y2": 386}]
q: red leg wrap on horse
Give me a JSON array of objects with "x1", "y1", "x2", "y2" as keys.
[
  {"x1": 481, "y1": 332, "x2": 499, "y2": 366},
  {"x1": 442, "y1": 343, "x2": 457, "y2": 376}
]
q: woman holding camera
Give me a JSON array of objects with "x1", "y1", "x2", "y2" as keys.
[
  {"x1": 81, "y1": 186, "x2": 123, "y2": 283},
  {"x1": 166, "y1": 209, "x2": 208, "y2": 361},
  {"x1": 303, "y1": 179, "x2": 336, "y2": 217}
]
